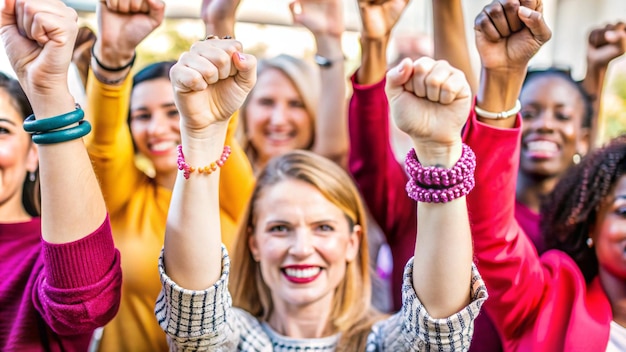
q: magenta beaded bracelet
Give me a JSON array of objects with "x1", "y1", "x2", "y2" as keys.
[{"x1": 405, "y1": 143, "x2": 476, "y2": 203}]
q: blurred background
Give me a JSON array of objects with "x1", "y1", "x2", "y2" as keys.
[{"x1": 1, "y1": 0, "x2": 625, "y2": 143}]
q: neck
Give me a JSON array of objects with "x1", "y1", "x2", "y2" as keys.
[
  {"x1": 155, "y1": 168, "x2": 178, "y2": 190},
  {"x1": 599, "y1": 268, "x2": 626, "y2": 327},
  {"x1": 516, "y1": 172, "x2": 559, "y2": 212},
  {"x1": 0, "y1": 195, "x2": 33, "y2": 223},
  {"x1": 267, "y1": 294, "x2": 334, "y2": 339}
]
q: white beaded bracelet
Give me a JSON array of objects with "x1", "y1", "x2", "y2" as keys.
[{"x1": 474, "y1": 100, "x2": 521, "y2": 119}]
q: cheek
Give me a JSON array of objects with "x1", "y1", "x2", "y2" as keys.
[
  {"x1": 256, "y1": 236, "x2": 289, "y2": 262},
  {"x1": 292, "y1": 112, "x2": 313, "y2": 142},
  {"x1": 313, "y1": 236, "x2": 352, "y2": 262}
]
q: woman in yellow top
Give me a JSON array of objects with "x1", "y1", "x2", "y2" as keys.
[{"x1": 85, "y1": 0, "x2": 254, "y2": 350}]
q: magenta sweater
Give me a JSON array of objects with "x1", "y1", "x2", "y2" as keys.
[{"x1": 0, "y1": 216, "x2": 122, "y2": 351}]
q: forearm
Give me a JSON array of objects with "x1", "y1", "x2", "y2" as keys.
[
  {"x1": 432, "y1": 0, "x2": 477, "y2": 94},
  {"x1": 357, "y1": 36, "x2": 389, "y2": 85},
  {"x1": 476, "y1": 68, "x2": 526, "y2": 128},
  {"x1": 32, "y1": 94, "x2": 108, "y2": 244},
  {"x1": 164, "y1": 123, "x2": 228, "y2": 290},
  {"x1": 581, "y1": 62, "x2": 607, "y2": 148},
  {"x1": 311, "y1": 34, "x2": 349, "y2": 166}
]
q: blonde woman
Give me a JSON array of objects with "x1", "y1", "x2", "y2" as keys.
[{"x1": 155, "y1": 36, "x2": 486, "y2": 351}]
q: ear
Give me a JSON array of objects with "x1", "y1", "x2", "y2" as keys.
[
  {"x1": 345, "y1": 224, "x2": 362, "y2": 263},
  {"x1": 248, "y1": 227, "x2": 260, "y2": 262},
  {"x1": 25, "y1": 142, "x2": 39, "y2": 173},
  {"x1": 577, "y1": 126, "x2": 591, "y2": 157}
]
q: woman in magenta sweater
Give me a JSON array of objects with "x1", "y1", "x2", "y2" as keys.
[{"x1": 0, "y1": 0, "x2": 122, "y2": 350}]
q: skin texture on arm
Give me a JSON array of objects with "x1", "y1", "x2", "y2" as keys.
[
  {"x1": 432, "y1": 0, "x2": 478, "y2": 94},
  {"x1": 201, "y1": 0, "x2": 240, "y2": 38},
  {"x1": 164, "y1": 39, "x2": 257, "y2": 290},
  {"x1": 0, "y1": 0, "x2": 106, "y2": 243},
  {"x1": 580, "y1": 22, "x2": 626, "y2": 148},
  {"x1": 291, "y1": 0, "x2": 348, "y2": 167},
  {"x1": 386, "y1": 57, "x2": 473, "y2": 318}
]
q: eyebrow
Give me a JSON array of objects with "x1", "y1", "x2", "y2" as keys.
[
  {"x1": 0, "y1": 117, "x2": 17, "y2": 126},
  {"x1": 131, "y1": 102, "x2": 177, "y2": 111}
]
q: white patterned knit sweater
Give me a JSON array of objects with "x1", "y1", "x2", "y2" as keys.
[{"x1": 155, "y1": 246, "x2": 487, "y2": 351}]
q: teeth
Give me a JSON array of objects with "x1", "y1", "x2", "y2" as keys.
[
  {"x1": 527, "y1": 141, "x2": 558, "y2": 153},
  {"x1": 151, "y1": 141, "x2": 175, "y2": 152},
  {"x1": 284, "y1": 267, "x2": 321, "y2": 279},
  {"x1": 267, "y1": 133, "x2": 291, "y2": 141}
]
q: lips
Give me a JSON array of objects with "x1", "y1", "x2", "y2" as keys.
[
  {"x1": 282, "y1": 266, "x2": 322, "y2": 284},
  {"x1": 524, "y1": 140, "x2": 559, "y2": 159}
]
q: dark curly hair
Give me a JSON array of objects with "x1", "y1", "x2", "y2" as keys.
[{"x1": 541, "y1": 134, "x2": 626, "y2": 282}]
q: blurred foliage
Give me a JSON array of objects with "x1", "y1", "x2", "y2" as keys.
[{"x1": 600, "y1": 73, "x2": 626, "y2": 143}]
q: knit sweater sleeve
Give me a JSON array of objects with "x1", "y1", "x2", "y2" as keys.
[
  {"x1": 156, "y1": 246, "x2": 253, "y2": 351},
  {"x1": 33, "y1": 215, "x2": 122, "y2": 335},
  {"x1": 86, "y1": 71, "x2": 143, "y2": 215},
  {"x1": 367, "y1": 259, "x2": 487, "y2": 351}
]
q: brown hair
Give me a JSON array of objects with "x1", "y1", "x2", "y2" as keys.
[
  {"x1": 229, "y1": 150, "x2": 381, "y2": 350},
  {"x1": 0, "y1": 72, "x2": 40, "y2": 216},
  {"x1": 542, "y1": 134, "x2": 626, "y2": 282},
  {"x1": 238, "y1": 54, "x2": 320, "y2": 166}
]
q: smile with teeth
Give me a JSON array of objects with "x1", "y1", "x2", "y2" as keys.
[
  {"x1": 282, "y1": 267, "x2": 322, "y2": 283},
  {"x1": 266, "y1": 132, "x2": 295, "y2": 142},
  {"x1": 526, "y1": 140, "x2": 558, "y2": 153},
  {"x1": 150, "y1": 141, "x2": 177, "y2": 153}
]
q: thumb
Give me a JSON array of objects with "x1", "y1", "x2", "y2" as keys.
[
  {"x1": 233, "y1": 52, "x2": 257, "y2": 93},
  {"x1": 289, "y1": 1, "x2": 302, "y2": 23},
  {"x1": 385, "y1": 58, "x2": 413, "y2": 101},
  {"x1": 518, "y1": 6, "x2": 552, "y2": 45},
  {"x1": 147, "y1": 0, "x2": 165, "y2": 20},
  {"x1": 0, "y1": 0, "x2": 16, "y2": 28}
]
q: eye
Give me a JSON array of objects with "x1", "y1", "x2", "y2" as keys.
[
  {"x1": 616, "y1": 207, "x2": 626, "y2": 217},
  {"x1": 131, "y1": 112, "x2": 151, "y2": 121},
  {"x1": 268, "y1": 224, "x2": 289, "y2": 233},
  {"x1": 166, "y1": 109, "x2": 180, "y2": 119},
  {"x1": 316, "y1": 224, "x2": 334, "y2": 232},
  {"x1": 258, "y1": 98, "x2": 274, "y2": 107},
  {"x1": 0, "y1": 127, "x2": 11, "y2": 134},
  {"x1": 555, "y1": 113, "x2": 571, "y2": 121},
  {"x1": 288, "y1": 100, "x2": 305, "y2": 109},
  {"x1": 520, "y1": 110, "x2": 535, "y2": 120}
]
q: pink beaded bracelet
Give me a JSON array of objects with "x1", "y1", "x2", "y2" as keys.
[
  {"x1": 405, "y1": 143, "x2": 476, "y2": 203},
  {"x1": 177, "y1": 145, "x2": 231, "y2": 179}
]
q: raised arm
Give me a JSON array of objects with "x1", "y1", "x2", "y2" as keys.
[
  {"x1": 164, "y1": 39, "x2": 257, "y2": 289},
  {"x1": 386, "y1": 57, "x2": 473, "y2": 317},
  {"x1": 87, "y1": 0, "x2": 165, "y2": 212},
  {"x1": 201, "y1": 0, "x2": 240, "y2": 38},
  {"x1": 467, "y1": 0, "x2": 553, "y2": 338},
  {"x1": 290, "y1": 0, "x2": 348, "y2": 166},
  {"x1": 581, "y1": 22, "x2": 626, "y2": 148},
  {"x1": 432, "y1": 0, "x2": 478, "y2": 94},
  {"x1": 1, "y1": 0, "x2": 121, "y2": 330}
]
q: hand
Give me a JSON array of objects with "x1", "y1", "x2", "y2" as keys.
[
  {"x1": 170, "y1": 39, "x2": 256, "y2": 132},
  {"x1": 357, "y1": 0, "x2": 410, "y2": 40},
  {"x1": 289, "y1": 0, "x2": 344, "y2": 37},
  {"x1": 587, "y1": 22, "x2": 626, "y2": 69},
  {"x1": 95, "y1": 0, "x2": 165, "y2": 67},
  {"x1": 386, "y1": 57, "x2": 471, "y2": 162},
  {"x1": 0, "y1": 0, "x2": 77, "y2": 96},
  {"x1": 474, "y1": 0, "x2": 551, "y2": 72}
]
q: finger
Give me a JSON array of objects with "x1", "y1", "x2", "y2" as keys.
[
  {"x1": 31, "y1": 8, "x2": 78, "y2": 46},
  {"x1": 474, "y1": 9, "x2": 502, "y2": 42},
  {"x1": 500, "y1": 0, "x2": 523, "y2": 33},
  {"x1": 484, "y1": 2, "x2": 511, "y2": 38},
  {"x1": 411, "y1": 57, "x2": 437, "y2": 99},
  {"x1": 0, "y1": 0, "x2": 17, "y2": 28},
  {"x1": 518, "y1": 6, "x2": 551, "y2": 44},
  {"x1": 178, "y1": 51, "x2": 220, "y2": 86},
  {"x1": 519, "y1": 0, "x2": 540, "y2": 11},
  {"x1": 105, "y1": 0, "x2": 119, "y2": 12},
  {"x1": 423, "y1": 61, "x2": 453, "y2": 103},
  {"x1": 171, "y1": 62, "x2": 208, "y2": 93},
  {"x1": 147, "y1": 0, "x2": 165, "y2": 19},
  {"x1": 116, "y1": 0, "x2": 130, "y2": 13},
  {"x1": 129, "y1": 0, "x2": 148, "y2": 13},
  {"x1": 439, "y1": 70, "x2": 471, "y2": 105},
  {"x1": 232, "y1": 51, "x2": 257, "y2": 93},
  {"x1": 193, "y1": 42, "x2": 234, "y2": 80},
  {"x1": 385, "y1": 58, "x2": 414, "y2": 101}
]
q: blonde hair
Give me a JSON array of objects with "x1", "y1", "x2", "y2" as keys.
[
  {"x1": 229, "y1": 150, "x2": 381, "y2": 350},
  {"x1": 238, "y1": 54, "x2": 320, "y2": 166}
]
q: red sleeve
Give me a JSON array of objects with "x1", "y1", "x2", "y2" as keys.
[
  {"x1": 462, "y1": 110, "x2": 548, "y2": 339},
  {"x1": 34, "y1": 215, "x2": 122, "y2": 335},
  {"x1": 348, "y1": 71, "x2": 417, "y2": 310}
]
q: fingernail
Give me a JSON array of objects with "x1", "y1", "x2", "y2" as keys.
[
  {"x1": 238, "y1": 52, "x2": 246, "y2": 61},
  {"x1": 519, "y1": 6, "x2": 532, "y2": 18},
  {"x1": 397, "y1": 65, "x2": 404, "y2": 74}
]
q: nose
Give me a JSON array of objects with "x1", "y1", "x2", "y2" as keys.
[
  {"x1": 269, "y1": 103, "x2": 288, "y2": 126},
  {"x1": 147, "y1": 112, "x2": 169, "y2": 136},
  {"x1": 288, "y1": 228, "x2": 314, "y2": 258},
  {"x1": 530, "y1": 110, "x2": 556, "y2": 132}
]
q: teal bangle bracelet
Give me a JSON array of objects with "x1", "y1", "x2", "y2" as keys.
[
  {"x1": 24, "y1": 107, "x2": 84, "y2": 133},
  {"x1": 31, "y1": 120, "x2": 92, "y2": 145}
]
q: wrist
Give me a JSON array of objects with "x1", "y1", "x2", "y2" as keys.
[
  {"x1": 411, "y1": 140, "x2": 463, "y2": 168},
  {"x1": 476, "y1": 67, "x2": 525, "y2": 113},
  {"x1": 93, "y1": 40, "x2": 136, "y2": 69}
]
